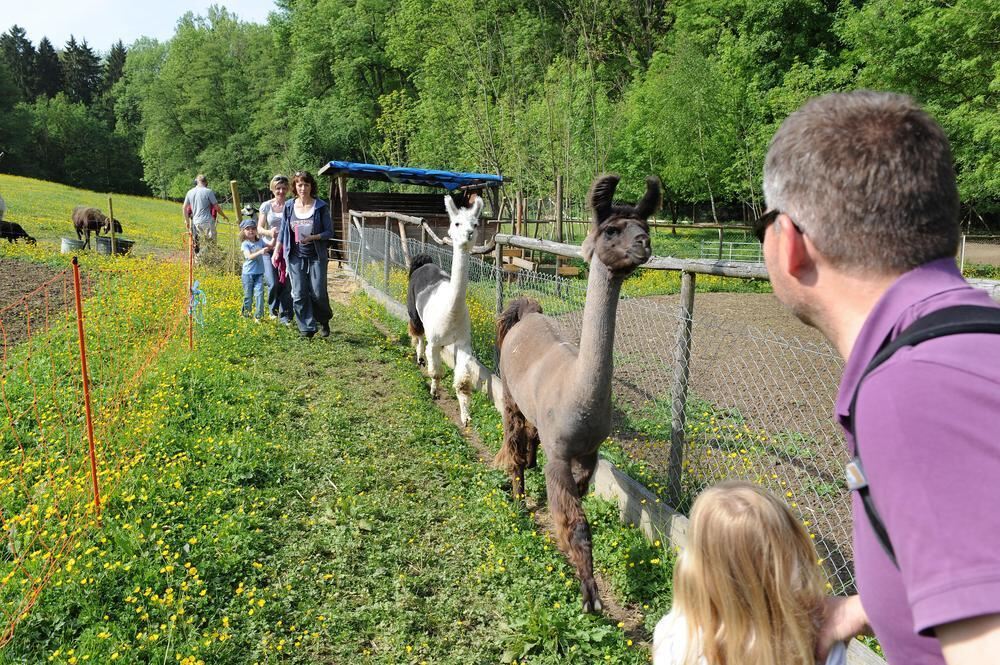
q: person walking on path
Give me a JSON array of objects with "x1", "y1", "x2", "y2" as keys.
[
  {"x1": 257, "y1": 174, "x2": 293, "y2": 324},
  {"x1": 273, "y1": 170, "x2": 333, "y2": 338},
  {"x1": 240, "y1": 215, "x2": 268, "y2": 320},
  {"x1": 183, "y1": 174, "x2": 229, "y2": 254},
  {"x1": 759, "y1": 90, "x2": 1000, "y2": 665}
]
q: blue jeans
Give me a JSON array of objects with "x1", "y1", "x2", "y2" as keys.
[
  {"x1": 262, "y1": 256, "x2": 292, "y2": 320},
  {"x1": 242, "y1": 272, "x2": 264, "y2": 319},
  {"x1": 286, "y1": 253, "x2": 331, "y2": 334}
]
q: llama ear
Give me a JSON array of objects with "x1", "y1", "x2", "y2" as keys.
[
  {"x1": 470, "y1": 196, "x2": 484, "y2": 219},
  {"x1": 634, "y1": 176, "x2": 662, "y2": 220},
  {"x1": 444, "y1": 194, "x2": 459, "y2": 218},
  {"x1": 588, "y1": 174, "x2": 620, "y2": 225}
]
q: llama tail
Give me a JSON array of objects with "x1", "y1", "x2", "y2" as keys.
[
  {"x1": 496, "y1": 297, "x2": 542, "y2": 351},
  {"x1": 409, "y1": 254, "x2": 434, "y2": 277}
]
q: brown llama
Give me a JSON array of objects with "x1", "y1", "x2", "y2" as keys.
[{"x1": 495, "y1": 174, "x2": 659, "y2": 612}]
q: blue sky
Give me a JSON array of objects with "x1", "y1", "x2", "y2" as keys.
[{"x1": 7, "y1": 0, "x2": 279, "y2": 54}]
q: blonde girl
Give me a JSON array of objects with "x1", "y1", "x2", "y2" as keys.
[{"x1": 653, "y1": 481, "x2": 846, "y2": 665}]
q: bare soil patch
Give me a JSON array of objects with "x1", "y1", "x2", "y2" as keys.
[
  {"x1": 0, "y1": 258, "x2": 71, "y2": 350},
  {"x1": 963, "y1": 241, "x2": 1000, "y2": 267}
]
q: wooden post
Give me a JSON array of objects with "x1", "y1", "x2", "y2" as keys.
[
  {"x1": 555, "y1": 176, "x2": 563, "y2": 276},
  {"x1": 668, "y1": 271, "x2": 696, "y2": 505},
  {"x1": 72, "y1": 257, "x2": 101, "y2": 522},
  {"x1": 515, "y1": 190, "x2": 523, "y2": 236},
  {"x1": 383, "y1": 216, "x2": 391, "y2": 291},
  {"x1": 230, "y1": 180, "x2": 241, "y2": 273},
  {"x1": 494, "y1": 242, "x2": 504, "y2": 369},
  {"x1": 397, "y1": 219, "x2": 412, "y2": 270},
  {"x1": 107, "y1": 195, "x2": 116, "y2": 256},
  {"x1": 338, "y1": 176, "x2": 350, "y2": 264},
  {"x1": 717, "y1": 226, "x2": 724, "y2": 260}
]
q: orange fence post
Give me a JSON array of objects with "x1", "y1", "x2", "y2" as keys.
[
  {"x1": 188, "y1": 231, "x2": 194, "y2": 351},
  {"x1": 71, "y1": 256, "x2": 101, "y2": 521}
]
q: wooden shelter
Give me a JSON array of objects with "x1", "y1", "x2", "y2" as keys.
[{"x1": 317, "y1": 161, "x2": 505, "y2": 259}]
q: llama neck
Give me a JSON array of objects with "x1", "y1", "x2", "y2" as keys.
[
  {"x1": 573, "y1": 258, "x2": 623, "y2": 403},
  {"x1": 446, "y1": 245, "x2": 470, "y2": 309}
]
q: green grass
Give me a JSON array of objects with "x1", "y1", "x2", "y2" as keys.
[{"x1": 2, "y1": 253, "x2": 675, "y2": 664}]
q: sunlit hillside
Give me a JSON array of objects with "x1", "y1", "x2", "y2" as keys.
[{"x1": 0, "y1": 174, "x2": 238, "y2": 256}]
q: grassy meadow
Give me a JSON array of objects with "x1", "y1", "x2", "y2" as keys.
[{"x1": 0, "y1": 173, "x2": 244, "y2": 258}]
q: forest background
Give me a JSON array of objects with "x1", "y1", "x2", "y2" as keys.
[{"x1": 0, "y1": 0, "x2": 997, "y2": 224}]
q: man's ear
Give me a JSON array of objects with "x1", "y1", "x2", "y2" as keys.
[{"x1": 779, "y1": 216, "x2": 813, "y2": 279}]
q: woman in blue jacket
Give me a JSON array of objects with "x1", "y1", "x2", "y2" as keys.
[{"x1": 274, "y1": 170, "x2": 334, "y2": 338}]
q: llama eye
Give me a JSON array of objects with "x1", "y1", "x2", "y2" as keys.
[{"x1": 605, "y1": 227, "x2": 619, "y2": 236}]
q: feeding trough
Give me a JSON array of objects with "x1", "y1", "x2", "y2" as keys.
[
  {"x1": 95, "y1": 236, "x2": 135, "y2": 256},
  {"x1": 61, "y1": 237, "x2": 86, "y2": 254}
]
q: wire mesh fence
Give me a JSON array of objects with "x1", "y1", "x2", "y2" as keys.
[
  {"x1": 349, "y1": 222, "x2": 858, "y2": 593},
  {"x1": 0, "y1": 254, "x2": 189, "y2": 645},
  {"x1": 698, "y1": 240, "x2": 764, "y2": 263},
  {"x1": 959, "y1": 234, "x2": 1000, "y2": 271}
]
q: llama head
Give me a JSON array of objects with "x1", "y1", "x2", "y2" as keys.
[
  {"x1": 582, "y1": 174, "x2": 659, "y2": 275},
  {"x1": 444, "y1": 194, "x2": 484, "y2": 250}
]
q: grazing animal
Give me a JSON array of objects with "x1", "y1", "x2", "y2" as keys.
[
  {"x1": 72, "y1": 206, "x2": 123, "y2": 248},
  {"x1": 495, "y1": 174, "x2": 659, "y2": 612},
  {"x1": 0, "y1": 220, "x2": 36, "y2": 244},
  {"x1": 406, "y1": 194, "x2": 484, "y2": 426}
]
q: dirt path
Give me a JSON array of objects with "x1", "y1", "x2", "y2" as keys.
[{"x1": 339, "y1": 264, "x2": 649, "y2": 642}]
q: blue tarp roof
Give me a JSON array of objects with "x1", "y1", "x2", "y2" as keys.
[{"x1": 317, "y1": 161, "x2": 504, "y2": 190}]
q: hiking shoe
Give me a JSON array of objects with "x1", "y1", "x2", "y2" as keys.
[
  {"x1": 299, "y1": 330, "x2": 314, "y2": 339},
  {"x1": 319, "y1": 325, "x2": 330, "y2": 338}
]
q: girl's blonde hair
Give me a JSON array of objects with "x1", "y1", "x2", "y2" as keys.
[{"x1": 673, "y1": 481, "x2": 825, "y2": 665}]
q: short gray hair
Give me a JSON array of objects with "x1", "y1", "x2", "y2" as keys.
[{"x1": 763, "y1": 90, "x2": 959, "y2": 273}]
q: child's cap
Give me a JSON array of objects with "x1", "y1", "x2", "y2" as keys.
[
  {"x1": 240, "y1": 204, "x2": 257, "y2": 217},
  {"x1": 239, "y1": 219, "x2": 256, "y2": 230}
]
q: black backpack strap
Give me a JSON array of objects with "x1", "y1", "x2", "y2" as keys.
[{"x1": 846, "y1": 304, "x2": 1000, "y2": 569}]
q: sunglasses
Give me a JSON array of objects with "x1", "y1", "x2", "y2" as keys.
[
  {"x1": 752, "y1": 209, "x2": 803, "y2": 243},
  {"x1": 294, "y1": 171, "x2": 308, "y2": 178}
]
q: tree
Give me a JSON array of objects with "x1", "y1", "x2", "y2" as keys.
[
  {"x1": 102, "y1": 40, "x2": 127, "y2": 93},
  {"x1": 0, "y1": 25, "x2": 36, "y2": 100},
  {"x1": 33, "y1": 37, "x2": 62, "y2": 98},
  {"x1": 839, "y1": 0, "x2": 1000, "y2": 209},
  {"x1": 121, "y1": 8, "x2": 278, "y2": 196},
  {"x1": 60, "y1": 36, "x2": 102, "y2": 105}
]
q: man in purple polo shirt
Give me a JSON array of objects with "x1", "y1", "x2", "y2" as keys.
[{"x1": 759, "y1": 90, "x2": 1000, "y2": 664}]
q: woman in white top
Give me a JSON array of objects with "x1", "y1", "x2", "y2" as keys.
[
  {"x1": 272, "y1": 170, "x2": 334, "y2": 338},
  {"x1": 653, "y1": 481, "x2": 847, "y2": 665},
  {"x1": 258, "y1": 174, "x2": 293, "y2": 324}
]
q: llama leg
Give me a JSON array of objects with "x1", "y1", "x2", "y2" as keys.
[
  {"x1": 426, "y1": 343, "x2": 443, "y2": 398},
  {"x1": 416, "y1": 336, "x2": 426, "y2": 366},
  {"x1": 495, "y1": 383, "x2": 529, "y2": 501},
  {"x1": 407, "y1": 321, "x2": 426, "y2": 366},
  {"x1": 545, "y1": 456, "x2": 602, "y2": 613},
  {"x1": 573, "y1": 452, "x2": 599, "y2": 498},
  {"x1": 525, "y1": 422, "x2": 540, "y2": 469},
  {"x1": 453, "y1": 346, "x2": 474, "y2": 427}
]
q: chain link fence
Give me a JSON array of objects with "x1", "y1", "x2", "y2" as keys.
[
  {"x1": 959, "y1": 234, "x2": 1000, "y2": 272},
  {"x1": 349, "y1": 221, "x2": 863, "y2": 593}
]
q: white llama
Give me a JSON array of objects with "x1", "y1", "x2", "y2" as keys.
[{"x1": 406, "y1": 195, "x2": 484, "y2": 426}]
